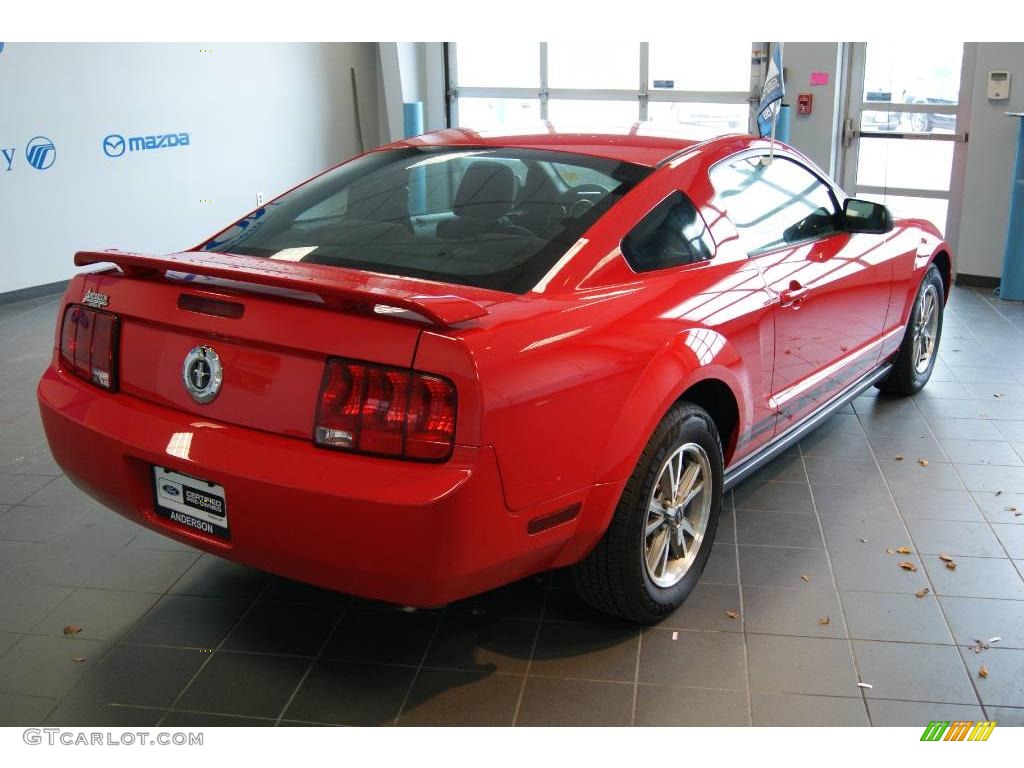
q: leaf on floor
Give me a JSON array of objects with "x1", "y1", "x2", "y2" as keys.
[
  {"x1": 945, "y1": 560, "x2": 957, "y2": 570},
  {"x1": 915, "y1": 587, "x2": 930, "y2": 598},
  {"x1": 918, "y1": 458, "x2": 929, "y2": 467},
  {"x1": 939, "y1": 553, "x2": 954, "y2": 563},
  {"x1": 979, "y1": 664, "x2": 989, "y2": 679},
  {"x1": 71, "y1": 657, "x2": 86, "y2": 663},
  {"x1": 800, "y1": 574, "x2": 810, "y2": 582},
  {"x1": 969, "y1": 638, "x2": 990, "y2": 653},
  {"x1": 818, "y1": 616, "x2": 830, "y2": 625},
  {"x1": 725, "y1": 610, "x2": 739, "y2": 619},
  {"x1": 898, "y1": 561, "x2": 917, "y2": 572},
  {"x1": 896, "y1": 546, "x2": 912, "y2": 554},
  {"x1": 895, "y1": 454, "x2": 904, "y2": 462},
  {"x1": 62, "y1": 625, "x2": 82, "y2": 636}
]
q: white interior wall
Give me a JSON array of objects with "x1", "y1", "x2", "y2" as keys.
[
  {"x1": 957, "y1": 42, "x2": 1024, "y2": 278},
  {"x1": 780, "y1": 42, "x2": 844, "y2": 176},
  {"x1": 0, "y1": 42, "x2": 380, "y2": 295}
]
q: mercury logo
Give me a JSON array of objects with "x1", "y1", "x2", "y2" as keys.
[{"x1": 25, "y1": 136, "x2": 55, "y2": 170}]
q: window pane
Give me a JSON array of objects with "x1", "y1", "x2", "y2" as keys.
[
  {"x1": 860, "y1": 193, "x2": 948, "y2": 236},
  {"x1": 547, "y1": 99, "x2": 638, "y2": 126},
  {"x1": 856, "y1": 135, "x2": 954, "y2": 192},
  {"x1": 622, "y1": 191, "x2": 715, "y2": 272},
  {"x1": 860, "y1": 108, "x2": 957, "y2": 135},
  {"x1": 862, "y1": 42, "x2": 962, "y2": 106},
  {"x1": 649, "y1": 41, "x2": 753, "y2": 92},
  {"x1": 647, "y1": 101, "x2": 749, "y2": 139},
  {"x1": 710, "y1": 156, "x2": 839, "y2": 254},
  {"x1": 202, "y1": 147, "x2": 651, "y2": 294},
  {"x1": 547, "y1": 42, "x2": 640, "y2": 90},
  {"x1": 455, "y1": 42, "x2": 539, "y2": 88},
  {"x1": 456, "y1": 97, "x2": 540, "y2": 130}
]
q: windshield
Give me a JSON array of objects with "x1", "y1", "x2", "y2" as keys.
[{"x1": 201, "y1": 146, "x2": 651, "y2": 294}]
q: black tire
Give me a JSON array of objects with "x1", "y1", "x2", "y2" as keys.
[
  {"x1": 571, "y1": 402, "x2": 724, "y2": 623},
  {"x1": 877, "y1": 264, "x2": 945, "y2": 395}
]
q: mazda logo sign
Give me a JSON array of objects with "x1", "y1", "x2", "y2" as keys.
[{"x1": 102, "y1": 134, "x2": 126, "y2": 158}]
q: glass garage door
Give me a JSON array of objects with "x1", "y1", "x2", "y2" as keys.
[
  {"x1": 840, "y1": 42, "x2": 971, "y2": 239},
  {"x1": 448, "y1": 42, "x2": 760, "y2": 139}
]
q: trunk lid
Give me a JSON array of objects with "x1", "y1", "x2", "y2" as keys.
[{"x1": 73, "y1": 250, "x2": 497, "y2": 441}]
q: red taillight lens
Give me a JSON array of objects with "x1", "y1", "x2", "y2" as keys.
[
  {"x1": 314, "y1": 359, "x2": 456, "y2": 461},
  {"x1": 59, "y1": 305, "x2": 119, "y2": 390}
]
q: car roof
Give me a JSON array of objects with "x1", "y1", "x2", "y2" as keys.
[{"x1": 397, "y1": 124, "x2": 749, "y2": 167}]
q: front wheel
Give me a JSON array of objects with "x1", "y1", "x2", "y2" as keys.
[
  {"x1": 571, "y1": 402, "x2": 723, "y2": 623},
  {"x1": 877, "y1": 264, "x2": 945, "y2": 395}
]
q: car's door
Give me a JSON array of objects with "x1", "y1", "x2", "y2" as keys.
[{"x1": 710, "y1": 152, "x2": 894, "y2": 432}]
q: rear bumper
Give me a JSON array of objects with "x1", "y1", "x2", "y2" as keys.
[{"x1": 37, "y1": 364, "x2": 583, "y2": 606}]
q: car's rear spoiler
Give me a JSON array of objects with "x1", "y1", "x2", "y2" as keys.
[{"x1": 73, "y1": 250, "x2": 490, "y2": 327}]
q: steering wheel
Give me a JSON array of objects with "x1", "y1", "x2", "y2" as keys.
[{"x1": 564, "y1": 183, "x2": 608, "y2": 218}]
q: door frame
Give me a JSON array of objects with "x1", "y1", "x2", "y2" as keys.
[{"x1": 837, "y1": 42, "x2": 976, "y2": 252}]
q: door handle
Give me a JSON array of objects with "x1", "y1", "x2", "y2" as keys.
[{"x1": 779, "y1": 281, "x2": 808, "y2": 308}]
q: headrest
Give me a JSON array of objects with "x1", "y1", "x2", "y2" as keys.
[{"x1": 453, "y1": 162, "x2": 515, "y2": 220}]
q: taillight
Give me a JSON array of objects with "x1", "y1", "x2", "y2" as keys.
[
  {"x1": 58, "y1": 305, "x2": 120, "y2": 391},
  {"x1": 314, "y1": 359, "x2": 456, "y2": 461}
]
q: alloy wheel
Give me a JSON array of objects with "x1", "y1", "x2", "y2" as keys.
[
  {"x1": 912, "y1": 282, "x2": 940, "y2": 374},
  {"x1": 643, "y1": 442, "x2": 713, "y2": 588}
]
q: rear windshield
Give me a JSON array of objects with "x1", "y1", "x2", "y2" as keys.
[{"x1": 201, "y1": 146, "x2": 651, "y2": 294}]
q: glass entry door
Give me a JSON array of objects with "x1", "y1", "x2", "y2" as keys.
[{"x1": 840, "y1": 42, "x2": 972, "y2": 240}]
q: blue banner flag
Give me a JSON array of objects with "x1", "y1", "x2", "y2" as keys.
[{"x1": 757, "y1": 43, "x2": 785, "y2": 138}]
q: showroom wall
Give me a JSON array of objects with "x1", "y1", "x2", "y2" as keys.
[
  {"x1": 0, "y1": 42, "x2": 381, "y2": 296},
  {"x1": 958, "y1": 42, "x2": 1024, "y2": 279},
  {"x1": 781, "y1": 42, "x2": 844, "y2": 176}
]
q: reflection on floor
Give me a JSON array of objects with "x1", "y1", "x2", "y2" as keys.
[{"x1": 1, "y1": 286, "x2": 1023, "y2": 726}]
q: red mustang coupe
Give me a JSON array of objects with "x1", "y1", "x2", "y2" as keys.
[{"x1": 38, "y1": 126, "x2": 951, "y2": 622}]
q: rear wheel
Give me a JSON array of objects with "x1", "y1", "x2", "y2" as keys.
[
  {"x1": 572, "y1": 402, "x2": 723, "y2": 623},
  {"x1": 877, "y1": 264, "x2": 945, "y2": 395}
]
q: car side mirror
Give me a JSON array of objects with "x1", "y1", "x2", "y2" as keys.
[{"x1": 843, "y1": 198, "x2": 894, "y2": 234}]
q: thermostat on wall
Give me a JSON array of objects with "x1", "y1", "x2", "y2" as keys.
[{"x1": 988, "y1": 70, "x2": 1011, "y2": 100}]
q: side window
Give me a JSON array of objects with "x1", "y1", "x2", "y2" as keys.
[
  {"x1": 621, "y1": 191, "x2": 716, "y2": 272},
  {"x1": 709, "y1": 155, "x2": 841, "y2": 254}
]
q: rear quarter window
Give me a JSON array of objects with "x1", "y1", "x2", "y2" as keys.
[{"x1": 621, "y1": 191, "x2": 715, "y2": 272}]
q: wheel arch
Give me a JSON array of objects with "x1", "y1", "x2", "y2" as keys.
[{"x1": 594, "y1": 332, "x2": 750, "y2": 484}]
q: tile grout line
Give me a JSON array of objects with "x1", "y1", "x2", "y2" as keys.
[
  {"x1": 796, "y1": 439, "x2": 873, "y2": 725},
  {"x1": 391, "y1": 608, "x2": 448, "y2": 726},
  {"x1": 11, "y1": 519, "x2": 204, "y2": 722},
  {"x1": 271, "y1": 599, "x2": 352, "y2": 726},
  {"x1": 630, "y1": 627, "x2": 642, "y2": 726},
  {"x1": 154, "y1": 576, "x2": 276, "y2": 727},
  {"x1": 855, "y1": 390, "x2": 985, "y2": 716},
  {"x1": 510, "y1": 585, "x2": 551, "y2": 727},
  {"x1": 729, "y1": 490, "x2": 754, "y2": 726},
  {"x1": 908, "y1": 374, "x2": 1012, "y2": 720}
]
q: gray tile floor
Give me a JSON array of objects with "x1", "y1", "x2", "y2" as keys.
[{"x1": 2, "y1": 286, "x2": 1024, "y2": 726}]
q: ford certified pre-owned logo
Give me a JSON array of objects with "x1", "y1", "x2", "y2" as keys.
[
  {"x1": 161, "y1": 483, "x2": 181, "y2": 497},
  {"x1": 102, "y1": 134, "x2": 126, "y2": 158},
  {"x1": 25, "y1": 136, "x2": 55, "y2": 170}
]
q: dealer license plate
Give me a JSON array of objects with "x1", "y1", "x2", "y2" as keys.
[{"x1": 152, "y1": 466, "x2": 230, "y2": 541}]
